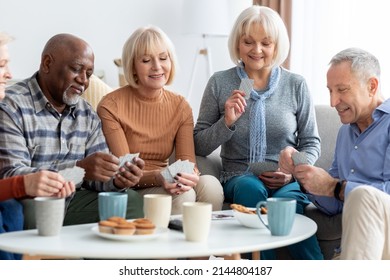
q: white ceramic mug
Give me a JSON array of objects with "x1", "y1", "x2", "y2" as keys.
[
  {"x1": 34, "y1": 197, "x2": 65, "y2": 236},
  {"x1": 182, "y1": 202, "x2": 212, "y2": 242},
  {"x1": 143, "y1": 194, "x2": 172, "y2": 228}
]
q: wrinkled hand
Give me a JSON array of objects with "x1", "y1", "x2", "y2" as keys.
[
  {"x1": 114, "y1": 157, "x2": 145, "y2": 189},
  {"x1": 293, "y1": 165, "x2": 336, "y2": 196},
  {"x1": 224, "y1": 90, "x2": 247, "y2": 128},
  {"x1": 76, "y1": 152, "x2": 119, "y2": 182},
  {"x1": 23, "y1": 170, "x2": 75, "y2": 198},
  {"x1": 259, "y1": 170, "x2": 293, "y2": 189},
  {"x1": 278, "y1": 146, "x2": 298, "y2": 174},
  {"x1": 54, "y1": 181, "x2": 76, "y2": 198}
]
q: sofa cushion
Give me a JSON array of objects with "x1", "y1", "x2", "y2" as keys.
[
  {"x1": 83, "y1": 74, "x2": 112, "y2": 110},
  {"x1": 304, "y1": 203, "x2": 342, "y2": 241},
  {"x1": 313, "y1": 105, "x2": 342, "y2": 170},
  {"x1": 196, "y1": 149, "x2": 221, "y2": 179}
]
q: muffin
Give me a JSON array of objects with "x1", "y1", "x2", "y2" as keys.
[
  {"x1": 133, "y1": 218, "x2": 156, "y2": 235},
  {"x1": 113, "y1": 222, "x2": 136, "y2": 235},
  {"x1": 98, "y1": 220, "x2": 118, "y2": 234},
  {"x1": 108, "y1": 216, "x2": 127, "y2": 224}
]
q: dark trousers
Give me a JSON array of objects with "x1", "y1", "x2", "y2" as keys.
[{"x1": 63, "y1": 189, "x2": 144, "y2": 225}]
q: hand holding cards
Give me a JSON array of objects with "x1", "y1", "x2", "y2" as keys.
[
  {"x1": 249, "y1": 161, "x2": 278, "y2": 176},
  {"x1": 59, "y1": 166, "x2": 85, "y2": 185},
  {"x1": 291, "y1": 151, "x2": 309, "y2": 193},
  {"x1": 160, "y1": 159, "x2": 195, "y2": 183},
  {"x1": 239, "y1": 78, "x2": 254, "y2": 100},
  {"x1": 292, "y1": 151, "x2": 308, "y2": 166},
  {"x1": 118, "y1": 153, "x2": 140, "y2": 170}
]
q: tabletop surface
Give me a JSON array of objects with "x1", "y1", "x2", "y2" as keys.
[{"x1": 0, "y1": 211, "x2": 317, "y2": 259}]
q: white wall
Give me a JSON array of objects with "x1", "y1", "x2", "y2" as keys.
[
  {"x1": 0, "y1": 0, "x2": 252, "y2": 119},
  {"x1": 291, "y1": 0, "x2": 390, "y2": 106}
]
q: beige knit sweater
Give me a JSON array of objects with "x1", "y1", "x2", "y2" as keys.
[{"x1": 97, "y1": 85, "x2": 195, "y2": 186}]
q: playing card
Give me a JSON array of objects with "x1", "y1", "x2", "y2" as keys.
[
  {"x1": 59, "y1": 166, "x2": 85, "y2": 185},
  {"x1": 249, "y1": 161, "x2": 278, "y2": 176},
  {"x1": 239, "y1": 78, "x2": 254, "y2": 100},
  {"x1": 180, "y1": 160, "x2": 195, "y2": 174},
  {"x1": 168, "y1": 159, "x2": 182, "y2": 178},
  {"x1": 161, "y1": 159, "x2": 196, "y2": 183},
  {"x1": 292, "y1": 151, "x2": 308, "y2": 165},
  {"x1": 160, "y1": 167, "x2": 175, "y2": 183},
  {"x1": 119, "y1": 153, "x2": 140, "y2": 169}
]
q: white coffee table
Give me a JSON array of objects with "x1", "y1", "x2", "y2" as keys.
[{"x1": 0, "y1": 212, "x2": 317, "y2": 259}]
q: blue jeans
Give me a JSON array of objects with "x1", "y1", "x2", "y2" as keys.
[
  {"x1": 0, "y1": 199, "x2": 23, "y2": 260},
  {"x1": 223, "y1": 175, "x2": 323, "y2": 260}
]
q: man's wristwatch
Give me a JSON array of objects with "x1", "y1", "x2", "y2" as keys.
[{"x1": 334, "y1": 180, "x2": 344, "y2": 201}]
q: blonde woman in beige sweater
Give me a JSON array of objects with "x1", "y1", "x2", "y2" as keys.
[{"x1": 97, "y1": 26, "x2": 224, "y2": 214}]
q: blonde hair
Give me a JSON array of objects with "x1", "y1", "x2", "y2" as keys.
[
  {"x1": 122, "y1": 26, "x2": 177, "y2": 88},
  {"x1": 0, "y1": 32, "x2": 13, "y2": 47},
  {"x1": 228, "y1": 5, "x2": 290, "y2": 67}
]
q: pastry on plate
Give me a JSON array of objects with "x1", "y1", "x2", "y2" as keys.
[
  {"x1": 113, "y1": 222, "x2": 136, "y2": 235},
  {"x1": 98, "y1": 220, "x2": 118, "y2": 234},
  {"x1": 133, "y1": 218, "x2": 156, "y2": 235}
]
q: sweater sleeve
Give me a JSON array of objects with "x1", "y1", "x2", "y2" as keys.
[
  {"x1": 97, "y1": 94, "x2": 130, "y2": 157},
  {"x1": 194, "y1": 73, "x2": 236, "y2": 156},
  {"x1": 0, "y1": 175, "x2": 27, "y2": 201},
  {"x1": 174, "y1": 100, "x2": 196, "y2": 164}
]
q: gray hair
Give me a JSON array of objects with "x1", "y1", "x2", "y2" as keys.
[
  {"x1": 329, "y1": 48, "x2": 381, "y2": 84},
  {"x1": 228, "y1": 5, "x2": 290, "y2": 67}
]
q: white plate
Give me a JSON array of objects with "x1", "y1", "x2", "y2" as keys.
[{"x1": 91, "y1": 226, "x2": 169, "y2": 241}]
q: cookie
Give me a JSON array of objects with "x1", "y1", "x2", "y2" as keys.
[{"x1": 230, "y1": 203, "x2": 267, "y2": 214}]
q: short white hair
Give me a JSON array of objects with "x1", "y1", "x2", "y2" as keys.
[
  {"x1": 329, "y1": 48, "x2": 380, "y2": 85},
  {"x1": 228, "y1": 5, "x2": 290, "y2": 67}
]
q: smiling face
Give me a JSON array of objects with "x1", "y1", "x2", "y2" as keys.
[
  {"x1": 238, "y1": 23, "x2": 275, "y2": 76},
  {"x1": 327, "y1": 61, "x2": 377, "y2": 130},
  {"x1": 0, "y1": 44, "x2": 12, "y2": 101},
  {"x1": 134, "y1": 48, "x2": 171, "y2": 95}
]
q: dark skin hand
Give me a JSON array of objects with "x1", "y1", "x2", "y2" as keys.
[
  {"x1": 76, "y1": 152, "x2": 145, "y2": 188},
  {"x1": 114, "y1": 157, "x2": 145, "y2": 188},
  {"x1": 77, "y1": 152, "x2": 119, "y2": 182}
]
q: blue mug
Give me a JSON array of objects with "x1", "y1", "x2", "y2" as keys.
[
  {"x1": 98, "y1": 192, "x2": 128, "y2": 221},
  {"x1": 256, "y1": 197, "x2": 296, "y2": 236}
]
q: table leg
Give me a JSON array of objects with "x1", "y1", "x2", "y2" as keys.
[
  {"x1": 222, "y1": 253, "x2": 241, "y2": 260},
  {"x1": 23, "y1": 254, "x2": 79, "y2": 260},
  {"x1": 252, "y1": 251, "x2": 260, "y2": 260}
]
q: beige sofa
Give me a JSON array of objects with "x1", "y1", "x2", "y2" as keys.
[{"x1": 195, "y1": 105, "x2": 342, "y2": 259}]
